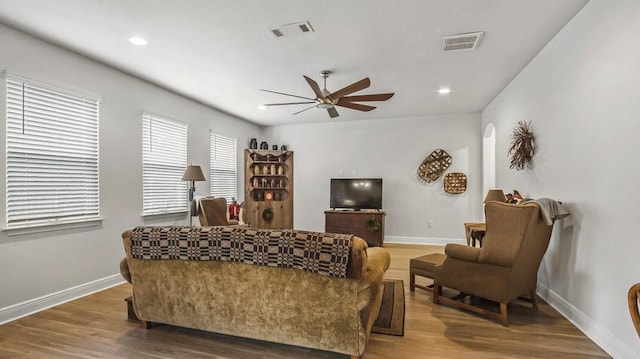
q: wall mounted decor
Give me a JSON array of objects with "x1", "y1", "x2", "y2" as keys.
[
  {"x1": 508, "y1": 121, "x2": 535, "y2": 171},
  {"x1": 417, "y1": 149, "x2": 452, "y2": 183},
  {"x1": 444, "y1": 172, "x2": 467, "y2": 194}
]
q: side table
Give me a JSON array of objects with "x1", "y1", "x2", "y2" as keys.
[{"x1": 463, "y1": 222, "x2": 486, "y2": 246}]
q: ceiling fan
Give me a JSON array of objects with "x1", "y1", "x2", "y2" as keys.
[{"x1": 260, "y1": 70, "x2": 394, "y2": 118}]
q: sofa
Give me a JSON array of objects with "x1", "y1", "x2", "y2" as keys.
[{"x1": 119, "y1": 226, "x2": 390, "y2": 358}]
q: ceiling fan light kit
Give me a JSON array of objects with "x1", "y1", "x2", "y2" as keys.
[{"x1": 260, "y1": 70, "x2": 394, "y2": 119}]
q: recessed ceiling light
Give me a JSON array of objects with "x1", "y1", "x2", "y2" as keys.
[
  {"x1": 129, "y1": 36, "x2": 148, "y2": 46},
  {"x1": 257, "y1": 105, "x2": 267, "y2": 110},
  {"x1": 438, "y1": 88, "x2": 451, "y2": 94}
]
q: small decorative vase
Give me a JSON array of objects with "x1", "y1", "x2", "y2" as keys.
[
  {"x1": 260, "y1": 141, "x2": 268, "y2": 150},
  {"x1": 280, "y1": 145, "x2": 287, "y2": 151},
  {"x1": 272, "y1": 145, "x2": 278, "y2": 150},
  {"x1": 249, "y1": 138, "x2": 258, "y2": 149}
]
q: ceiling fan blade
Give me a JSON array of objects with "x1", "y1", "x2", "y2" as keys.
[
  {"x1": 335, "y1": 102, "x2": 376, "y2": 112},
  {"x1": 328, "y1": 77, "x2": 371, "y2": 100},
  {"x1": 260, "y1": 89, "x2": 315, "y2": 101},
  {"x1": 303, "y1": 75, "x2": 323, "y2": 98},
  {"x1": 327, "y1": 107, "x2": 339, "y2": 118},
  {"x1": 338, "y1": 93, "x2": 394, "y2": 103},
  {"x1": 292, "y1": 105, "x2": 318, "y2": 116},
  {"x1": 263, "y1": 101, "x2": 316, "y2": 106}
]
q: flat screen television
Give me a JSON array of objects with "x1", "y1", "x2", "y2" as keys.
[{"x1": 330, "y1": 178, "x2": 383, "y2": 210}]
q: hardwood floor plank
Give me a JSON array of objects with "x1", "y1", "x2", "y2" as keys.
[{"x1": 0, "y1": 244, "x2": 610, "y2": 358}]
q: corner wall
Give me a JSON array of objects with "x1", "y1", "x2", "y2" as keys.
[
  {"x1": 481, "y1": 1, "x2": 640, "y2": 357},
  {"x1": 0, "y1": 24, "x2": 260, "y2": 320},
  {"x1": 264, "y1": 113, "x2": 482, "y2": 244}
]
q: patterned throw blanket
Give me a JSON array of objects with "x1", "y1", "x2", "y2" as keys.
[{"x1": 130, "y1": 226, "x2": 353, "y2": 278}]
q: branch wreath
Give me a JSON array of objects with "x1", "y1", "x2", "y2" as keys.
[
  {"x1": 366, "y1": 218, "x2": 381, "y2": 233},
  {"x1": 262, "y1": 207, "x2": 274, "y2": 222},
  {"x1": 508, "y1": 121, "x2": 535, "y2": 171}
]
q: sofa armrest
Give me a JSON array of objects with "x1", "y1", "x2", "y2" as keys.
[
  {"x1": 357, "y1": 247, "x2": 390, "y2": 310},
  {"x1": 120, "y1": 257, "x2": 132, "y2": 283},
  {"x1": 445, "y1": 243, "x2": 480, "y2": 262}
]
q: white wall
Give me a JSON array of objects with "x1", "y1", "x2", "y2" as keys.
[
  {"x1": 264, "y1": 113, "x2": 482, "y2": 244},
  {"x1": 481, "y1": 1, "x2": 640, "y2": 357},
  {"x1": 0, "y1": 24, "x2": 260, "y2": 317}
]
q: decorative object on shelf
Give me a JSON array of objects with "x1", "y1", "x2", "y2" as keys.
[
  {"x1": 443, "y1": 172, "x2": 467, "y2": 194},
  {"x1": 417, "y1": 149, "x2": 452, "y2": 183},
  {"x1": 181, "y1": 164, "x2": 206, "y2": 226},
  {"x1": 484, "y1": 189, "x2": 506, "y2": 203},
  {"x1": 270, "y1": 164, "x2": 276, "y2": 175},
  {"x1": 272, "y1": 144, "x2": 278, "y2": 150},
  {"x1": 280, "y1": 145, "x2": 287, "y2": 151},
  {"x1": 366, "y1": 217, "x2": 382, "y2": 233},
  {"x1": 262, "y1": 207, "x2": 274, "y2": 222},
  {"x1": 264, "y1": 191, "x2": 274, "y2": 201},
  {"x1": 504, "y1": 190, "x2": 523, "y2": 204},
  {"x1": 253, "y1": 165, "x2": 260, "y2": 175},
  {"x1": 262, "y1": 165, "x2": 269, "y2": 175},
  {"x1": 252, "y1": 178, "x2": 259, "y2": 188},
  {"x1": 260, "y1": 141, "x2": 269, "y2": 150},
  {"x1": 249, "y1": 138, "x2": 258, "y2": 149},
  {"x1": 277, "y1": 165, "x2": 284, "y2": 175},
  {"x1": 228, "y1": 197, "x2": 240, "y2": 220},
  {"x1": 508, "y1": 120, "x2": 535, "y2": 171}
]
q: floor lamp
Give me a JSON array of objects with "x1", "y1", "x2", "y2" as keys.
[{"x1": 182, "y1": 165, "x2": 206, "y2": 226}]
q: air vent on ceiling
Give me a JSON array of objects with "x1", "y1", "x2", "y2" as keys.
[
  {"x1": 270, "y1": 21, "x2": 314, "y2": 38},
  {"x1": 441, "y1": 32, "x2": 484, "y2": 52}
]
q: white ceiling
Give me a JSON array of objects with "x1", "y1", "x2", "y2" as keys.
[{"x1": 0, "y1": 0, "x2": 588, "y2": 126}]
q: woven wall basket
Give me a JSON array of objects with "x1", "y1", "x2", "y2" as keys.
[
  {"x1": 444, "y1": 172, "x2": 467, "y2": 194},
  {"x1": 417, "y1": 149, "x2": 452, "y2": 183}
]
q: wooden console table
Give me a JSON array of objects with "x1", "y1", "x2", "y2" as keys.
[{"x1": 325, "y1": 210, "x2": 386, "y2": 247}]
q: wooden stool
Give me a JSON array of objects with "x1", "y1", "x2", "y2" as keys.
[{"x1": 409, "y1": 253, "x2": 446, "y2": 292}]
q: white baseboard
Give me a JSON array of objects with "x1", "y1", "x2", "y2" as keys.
[
  {"x1": 385, "y1": 235, "x2": 466, "y2": 246},
  {"x1": 0, "y1": 274, "x2": 126, "y2": 325},
  {"x1": 537, "y1": 282, "x2": 639, "y2": 359}
]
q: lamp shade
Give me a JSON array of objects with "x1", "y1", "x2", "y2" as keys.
[
  {"x1": 484, "y1": 189, "x2": 506, "y2": 203},
  {"x1": 182, "y1": 165, "x2": 206, "y2": 181}
]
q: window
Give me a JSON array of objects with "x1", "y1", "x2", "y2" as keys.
[
  {"x1": 142, "y1": 113, "x2": 188, "y2": 216},
  {"x1": 210, "y1": 133, "x2": 237, "y2": 202},
  {"x1": 5, "y1": 74, "x2": 100, "y2": 229}
]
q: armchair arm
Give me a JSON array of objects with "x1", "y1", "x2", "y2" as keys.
[{"x1": 445, "y1": 243, "x2": 480, "y2": 262}]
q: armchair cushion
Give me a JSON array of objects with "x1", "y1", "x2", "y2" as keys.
[{"x1": 444, "y1": 244, "x2": 480, "y2": 262}]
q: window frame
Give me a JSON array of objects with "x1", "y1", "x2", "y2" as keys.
[
  {"x1": 209, "y1": 132, "x2": 237, "y2": 203},
  {"x1": 141, "y1": 112, "x2": 188, "y2": 217},
  {"x1": 4, "y1": 73, "x2": 101, "y2": 234}
]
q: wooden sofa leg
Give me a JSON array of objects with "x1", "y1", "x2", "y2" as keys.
[
  {"x1": 409, "y1": 273, "x2": 415, "y2": 291},
  {"x1": 433, "y1": 285, "x2": 440, "y2": 304},
  {"x1": 500, "y1": 303, "x2": 509, "y2": 327},
  {"x1": 141, "y1": 320, "x2": 152, "y2": 329},
  {"x1": 531, "y1": 288, "x2": 539, "y2": 311}
]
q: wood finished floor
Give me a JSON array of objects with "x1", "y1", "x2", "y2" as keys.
[{"x1": 0, "y1": 244, "x2": 610, "y2": 359}]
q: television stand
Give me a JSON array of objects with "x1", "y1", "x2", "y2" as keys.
[{"x1": 324, "y1": 210, "x2": 386, "y2": 247}]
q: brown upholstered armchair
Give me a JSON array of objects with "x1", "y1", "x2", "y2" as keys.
[
  {"x1": 198, "y1": 197, "x2": 239, "y2": 226},
  {"x1": 433, "y1": 201, "x2": 554, "y2": 326}
]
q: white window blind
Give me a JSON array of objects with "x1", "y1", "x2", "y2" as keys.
[
  {"x1": 210, "y1": 133, "x2": 237, "y2": 202},
  {"x1": 5, "y1": 75, "x2": 100, "y2": 229},
  {"x1": 142, "y1": 113, "x2": 188, "y2": 216}
]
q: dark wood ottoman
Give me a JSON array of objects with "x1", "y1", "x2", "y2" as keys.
[{"x1": 409, "y1": 253, "x2": 446, "y2": 292}]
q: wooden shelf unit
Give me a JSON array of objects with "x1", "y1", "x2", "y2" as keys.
[
  {"x1": 325, "y1": 210, "x2": 386, "y2": 247},
  {"x1": 244, "y1": 149, "x2": 293, "y2": 229}
]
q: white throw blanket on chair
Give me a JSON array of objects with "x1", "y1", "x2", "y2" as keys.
[{"x1": 527, "y1": 198, "x2": 569, "y2": 225}]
